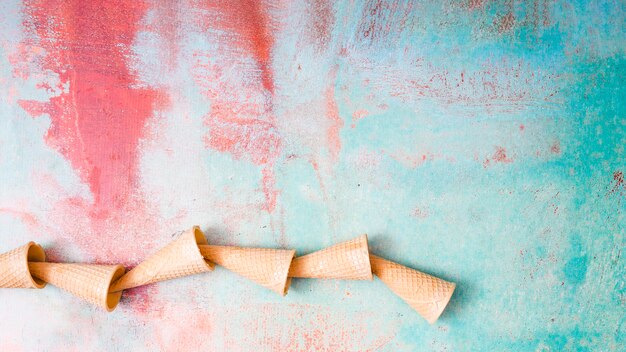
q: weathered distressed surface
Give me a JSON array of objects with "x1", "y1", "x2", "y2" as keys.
[{"x1": 0, "y1": 0, "x2": 624, "y2": 350}]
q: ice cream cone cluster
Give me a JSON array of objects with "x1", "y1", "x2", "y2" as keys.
[{"x1": 0, "y1": 227, "x2": 456, "y2": 323}]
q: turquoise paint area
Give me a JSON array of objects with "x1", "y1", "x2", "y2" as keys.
[{"x1": 0, "y1": 0, "x2": 624, "y2": 351}]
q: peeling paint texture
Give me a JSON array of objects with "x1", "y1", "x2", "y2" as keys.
[{"x1": 0, "y1": 0, "x2": 624, "y2": 351}]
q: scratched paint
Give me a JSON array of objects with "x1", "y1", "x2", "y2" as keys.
[{"x1": 0, "y1": 0, "x2": 624, "y2": 351}]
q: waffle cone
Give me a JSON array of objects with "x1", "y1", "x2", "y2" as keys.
[
  {"x1": 110, "y1": 226, "x2": 213, "y2": 292},
  {"x1": 370, "y1": 255, "x2": 455, "y2": 324},
  {"x1": 28, "y1": 262, "x2": 125, "y2": 311},
  {"x1": 199, "y1": 245, "x2": 295, "y2": 295},
  {"x1": 0, "y1": 242, "x2": 46, "y2": 289},
  {"x1": 288, "y1": 235, "x2": 372, "y2": 280}
]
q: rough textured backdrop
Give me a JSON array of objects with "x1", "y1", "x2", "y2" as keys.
[{"x1": 0, "y1": 0, "x2": 624, "y2": 351}]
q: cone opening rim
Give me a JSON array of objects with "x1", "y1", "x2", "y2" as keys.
[
  {"x1": 105, "y1": 265, "x2": 127, "y2": 312},
  {"x1": 359, "y1": 234, "x2": 374, "y2": 281},
  {"x1": 191, "y1": 226, "x2": 215, "y2": 271},
  {"x1": 279, "y1": 250, "x2": 296, "y2": 296},
  {"x1": 25, "y1": 242, "x2": 47, "y2": 289}
]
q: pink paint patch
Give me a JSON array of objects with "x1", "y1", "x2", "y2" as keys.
[
  {"x1": 198, "y1": 74, "x2": 281, "y2": 212},
  {"x1": 468, "y1": 0, "x2": 487, "y2": 10},
  {"x1": 412, "y1": 207, "x2": 430, "y2": 219},
  {"x1": 0, "y1": 207, "x2": 40, "y2": 229},
  {"x1": 352, "y1": 109, "x2": 369, "y2": 124},
  {"x1": 15, "y1": 0, "x2": 168, "y2": 265},
  {"x1": 120, "y1": 284, "x2": 159, "y2": 314},
  {"x1": 609, "y1": 170, "x2": 624, "y2": 196},
  {"x1": 306, "y1": 0, "x2": 335, "y2": 51},
  {"x1": 198, "y1": 0, "x2": 276, "y2": 93},
  {"x1": 20, "y1": 0, "x2": 163, "y2": 210},
  {"x1": 550, "y1": 140, "x2": 561, "y2": 154},
  {"x1": 498, "y1": 12, "x2": 515, "y2": 33},
  {"x1": 387, "y1": 150, "x2": 437, "y2": 169},
  {"x1": 204, "y1": 112, "x2": 281, "y2": 166},
  {"x1": 483, "y1": 146, "x2": 513, "y2": 168},
  {"x1": 356, "y1": 0, "x2": 414, "y2": 46},
  {"x1": 389, "y1": 58, "x2": 559, "y2": 113},
  {"x1": 325, "y1": 82, "x2": 343, "y2": 162},
  {"x1": 193, "y1": 2, "x2": 282, "y2": 213},
  {"x1": 223, "y1": 303, "x2": 399, "y2": 350}
]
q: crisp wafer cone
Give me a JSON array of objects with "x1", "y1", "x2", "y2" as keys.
[
  {"x1": 199, "y1": 245, "x2": 295, "y2": 295},
  {"x1": 288, "y1": 235, "x2": 372, "y2": 280},
  {"x1": 28, "y1": 262, "x2": 125, "y2": 311},
  {"x1": 0, "y1": 242, "x2": 46, "y2": 289},
  {"x1": 370, "y1": 254, "x2": 455, "y2": 324},
  {"x1": 110, "y1": 226, "x2": 213, "y2": 292}
]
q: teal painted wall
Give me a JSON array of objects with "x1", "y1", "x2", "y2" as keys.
[{"x1": 0, "y1": 0, "x2": 624, "y2": 350}]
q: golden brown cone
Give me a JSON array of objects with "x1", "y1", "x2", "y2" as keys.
[
  {"x1": 109, "y1": 226, "x2": 213, "y2": 292},
  {"x1": 288, "y1": 235, "x2": 372, "y2": 280},
  {"x1": 0, "y1": 242, "x2": 46, "y2": 289},
  {"x1": 370, "y1": 254, "x2": 455, "y2": 324},
  {"x1": 199, "y1": 245, "x2": 295, "y2": 295},
  {"x1": 28, "y1": 262, "x2": 125, "y2": 312}
]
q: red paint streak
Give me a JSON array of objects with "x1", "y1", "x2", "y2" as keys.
[
  {"x1": 120, "y1": 284, "x2": 158, "y2": 314},
  {"x1": 468, "y1": 0, "x2": 487, "y2": 10},
  {"x1": 200, "y1": 0, "x2": 276, "y2": 93},
  {"x1": 614, "y1": 171, "x2": 624, "y2": 187},
  {"x1": 229, "y1": 303, "x2": 398, "y2": 351},
  {"x1": 389, "y1": 58, "x2": 559, "y2": 112},
  {"x1": 352, "y1": 109, "x2": 369, "y2": 123},
  {"x1": 145, "y1": 2, "x2": 180, "y2": 69},
  {"x1": 356, "y1": 0, "x2": 414, "y2": 46},
  {"x1": 388, "y1": 150, "x2": 437, "y2": 168},
  {"x1": 15, "y1": 0, "x2": 169, "y2": 268},
  {"x1": 198, "y1": 71, "x2": 281, "y2": 211},
  {"x1": 412, "y1": 207, "x2": 429, "y2": 219},
  {"x1": 483, "y1": 146, "x2": 513, "y2": 168},
  {"x1": 498, "y1": 12, "x2": 516, "y2": 33},
  {"x1": 20, "y1": 0, "x2": 162, "y2": 211},
  {"x1": 309, "y1": 159, "x2": 327, "y2": 200},
  {"x1": 149, "y1": 304, "x2": 214, "y2": 350},
  {"x1": 325, "y1": 83, "x2": 343, "y2": 162},
  {"x1": 550, "y1": 140, "x2": 561, "y2": 154},
  {"x1": 609, "y1": 171, "x2": 624, "y2": 196},
  {"x1": 204, "y1": 112, "x2": 281, "y2": 166},
  {"x1": 0, "y1": 208, "x2": 40, "y2": 228},
  {"x1": 193, "y1": 2, "x2": 281, "y2": 212},
  {"x1": 306, "y1": 0, "x2": 335, "y2": 51}
]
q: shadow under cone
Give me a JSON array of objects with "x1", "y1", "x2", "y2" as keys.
[
  {"x1": 370, "y1": 254, "x2": 455, "y2": 324},
  {"x1": 200, "y1": 245, "x2": 295, "y2": 295},
  {"x1": 29, "y1": 262, "x2": 125, "y2": 312},
  {"x1": 0, "y1": 241, "x2": 46, "y2": 289},
  {"x1": 110, "y1": 226, "x2": 213, "y2": 292},
  {"x1": 289, "y1": 234, "x2": 372, "y2": 280}
]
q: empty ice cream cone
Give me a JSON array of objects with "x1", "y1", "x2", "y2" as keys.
[
  {"x1": 28, "y1": 262, "x2": 125, "y2": 312},
  {"x1": 110, "y1": 226, "x2": 213, "y2": 292},
  {"x1": 0, "y1": 242, "x2": 46, "y2": 289},
  {"x1": 370, "y1": 254, "x2": 455, "y2": 324},
  {"x1": 289, "y1": 235, "x2": 372, "y2": 280},
  {"x1": 199, "y1": 245, "x2": 295, "y2": 295}
]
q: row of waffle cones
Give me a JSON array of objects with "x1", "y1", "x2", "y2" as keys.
[{"x1": 0, "y1": 227, "x2": 455, "y2": 323}]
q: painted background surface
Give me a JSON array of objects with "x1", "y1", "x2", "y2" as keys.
[{"x1": 0, "y1": 0, "x2": 624, "y2": 351}]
